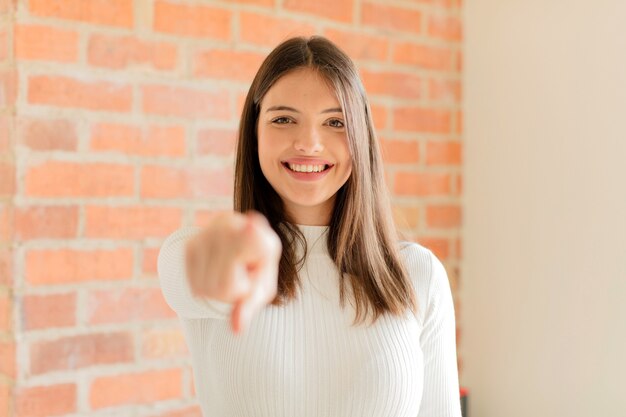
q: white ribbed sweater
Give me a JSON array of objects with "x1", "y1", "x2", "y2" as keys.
[{"x1": 158, "y1": 225, "x2": 461, "y2": 417}]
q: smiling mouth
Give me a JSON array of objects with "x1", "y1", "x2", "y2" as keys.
[{"x1": 282, "y1": 162, "x2": 333, "y2": 173}]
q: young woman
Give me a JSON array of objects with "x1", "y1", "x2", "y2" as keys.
[{"x1": 158, "y1": 36, "x2": 461, "y2": 417}]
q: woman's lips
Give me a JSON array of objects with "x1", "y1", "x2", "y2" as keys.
[
  {"x1": 281, "y1": 162, "x2": 333, "y2": 181},
  {"x1": 282, "y1": 158, "x2": 333, "y2": 166}
]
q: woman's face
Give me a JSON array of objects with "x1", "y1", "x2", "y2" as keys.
[{"x1": 257, "y1": 67, "x2": 352, "y2": 226}]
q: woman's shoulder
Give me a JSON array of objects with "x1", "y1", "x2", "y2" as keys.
[
  {"x1": 397, "y1": 240, "x2": 450, "y2": 320},
  {"x1": 398, "y1": 240, "x2": 435, "y2": 278}
]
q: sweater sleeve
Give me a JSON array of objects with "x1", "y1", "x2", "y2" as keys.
[
  {"x1": 157, "y1": 226, "x2": 233, "y2": 319},
  {"x1": 417, "y1": 250, "x2": 462, "y2": 417}
]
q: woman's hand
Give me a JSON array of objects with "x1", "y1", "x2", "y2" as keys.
[{"x1": 184, "y1": 211, "x2": 282, "y2": 334}]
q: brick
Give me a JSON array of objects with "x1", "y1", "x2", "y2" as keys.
[
  {"x1": 456, "y1": 109, "x2": 463, "y2": 134},
  {"x1": 90, "y1": 368, "x2": 183, "y2": 409},
  {"x1": 140, "y1": 165, "x2": 233, "y2": 199},
  {"x1": 0, "y1": 340, "x2": 15, "y2": 377},
  {"x1": 87, "y1": 287, "x2": 176, "y2": 325},
  {"x1": 428, "y1": 14, "x2": 462, "y2": 41},
  {"x1": 0, "y1": 69, "x2": 16, "y2": 108},
  {"x1": 22, "y1": 293, "x2": 76, "y2": 330},
  {"x1": 141, "y1": 328, "x2": 188, "y2": 359},
  {"x1": 370, "y1": 104, "x2": 388, "y2": 131},
  {"x1": 197, "y1": 128, "x2": 237, "y2": 156},
  {"x1": 392, "y1": 42, "x2": 453, "y2": 71},
  {"x1": 0, "y1": 249, "x2": 11, "y2": 286},
  {"x1": 14, "y1": 206, "x2": 78, "y2": 240},
  {"x1": 426, "y1": 141, "x2": 462, "y2": 165},
  {"x1": 90, "y1": 123, "x2": 141, "y2": 148},
  {"x1": 393, "y1": 107, "x2": 451, "y2": 133},
  {"x1": 230, "y1": 0, "x2": 273, "y2": 4},
  {"x1": 416, "y1": 236, "x2": 449, "y2": 260},
  {"x1": 0, "y1": 161, "x2": 14, "y2": 196},
  {"x1": 283, "y1": 0, "x2": 352, "y2": 23},
  {"x1": 146, "y1": 406, "x2": 203, "y2": 417},
  {"x1": 28, "y1": 76, "x2": 132, "y2": 112},
  {"x1": 84, "y1": 206, "x2": 182, "y2": 239},
  {"x1": 428, "y1": 78, "x2": 462, "y2": 102},
  {"x1": 235, "y1": 92, "x2": 248, "y2": 120},
  {"x1": 0, "y1": 29, "x2": 8, "y2": 61},
  {"x1": 15, "y1": 384, "x2": 76, "y2": 417},
  {"x1": 24, "y1": 161, "x2": 134, "y2": 197},
  {"x1": 239, "y1": 12, "x2": 316, "y2": 47},
  {"x1": 0, "y1": 383, "x2": 8, "y2": 417},
  {"x1": 380, "y1": 139, "x2": 420, "y2": 164},
  {"x1": 90, "y1": 123, "x2": 186, "y2": 157},
  {"x1": 18, "y1": 118, "x2": 78, "y2": 151},
  {"x1": 29, "y1": 0, "x2": 133, "y2": 28},
  {"x1": 25, "y1": 248, "x2": 134, "y2": 286},
  {"x1": 323, "y1": 28, "x2": 389, "y2": 61},
  {"x1": 406, "y1": 0, "x2": 459, "y2": 8},
  {"x1": 394, "y1": 171, "x2": 451, "y2": 196},
  {"x1": 360, "y1": 69, "x2": 422, "y2": 99},
  {"x1": 142, "y1": 247, "x2": 159, "y2": 277},
  {"x1": 142, "y1": 84, "x2": 230, "y2": 119},
  {"x1": 392, "y1": 206, "x2": 420, "y2": 229},
  {"x1": 88, "y1": 34, "x2": 177, "y2": 71},
  {"x1": 456, "y1": 173, "x2": 462, "y2": 195},
  {"x1": 153, "y1": 1, "x2": 231, "y2": 40},
  {"x1": 0, "y1": 204, "x2": 12, "y2": 242},
  {"x1": 15, "y1": 24, "x2": 79, "y2": 62},
  {"x1": 361, "y1": 2, "x2": 422, "y2": 34},
  {"x1": 193, "y1": 49, "x2": 265, "y2": 81},
  {"x1": 426, "y1": 204, "x2": 461, "y2": 228},
  {"x1": 0, "y1": 115, "x2": 9, "y2": 152},
  {"x1": 0, "y1": 292, "x2": 10, "y2": 331},
  {"x1": 30, "y1": 332, "x2": 134, "y2": 375}
]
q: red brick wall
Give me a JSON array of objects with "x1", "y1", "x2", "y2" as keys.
[
  {"x1": 0, "y1": 0, "x2": 16, "y2": 415},
  {"x1": 1, "y1": 0, "x2": 462, "y2": 415}
]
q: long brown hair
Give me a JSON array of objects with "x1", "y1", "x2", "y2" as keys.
[{"x1": 234, "y1": 36, "x2": 417, "y2": 324}]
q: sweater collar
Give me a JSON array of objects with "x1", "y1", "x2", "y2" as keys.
[{"x1": 295, "y1": 224, "x2": 329, "y2": 255}]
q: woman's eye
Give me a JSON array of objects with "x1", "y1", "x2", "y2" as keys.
[
  {"x1": 272, "y1": 117, "x2": 292, "y2": 124},
  {"x1": 327, "y1": 119, "x2": 345, "y2": 128}
]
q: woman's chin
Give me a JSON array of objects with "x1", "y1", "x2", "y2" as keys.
[{"x1": 279, "y1": 193, "x2": 335, "y2": 215}]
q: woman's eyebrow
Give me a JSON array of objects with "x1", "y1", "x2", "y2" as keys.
[
  {"x1": 265, "y1": 105, "x2": 343, "y2": 114},
  {"x1": 266, "y1": 105, "x2": 299, "y2": 113},
  {"x1": 320, "y1": 107, "x2": 343, "y2": 114}
]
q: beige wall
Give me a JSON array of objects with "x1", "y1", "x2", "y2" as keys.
[{"x1": 463, "y1": 1, "x2": 626, "y2": 416}]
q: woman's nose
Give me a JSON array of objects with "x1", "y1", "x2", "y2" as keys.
[{"x1": 293, "y1": 127, "x2": 324, "y2": 153}]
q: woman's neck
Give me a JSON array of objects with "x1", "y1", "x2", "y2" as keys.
[{"x1": 283, "y1": 198, "x2": 334, "y2": 226}]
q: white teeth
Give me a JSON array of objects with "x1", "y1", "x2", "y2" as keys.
[{"x1": 287, "y1": 163, "x2": 327, "y2": 173}]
